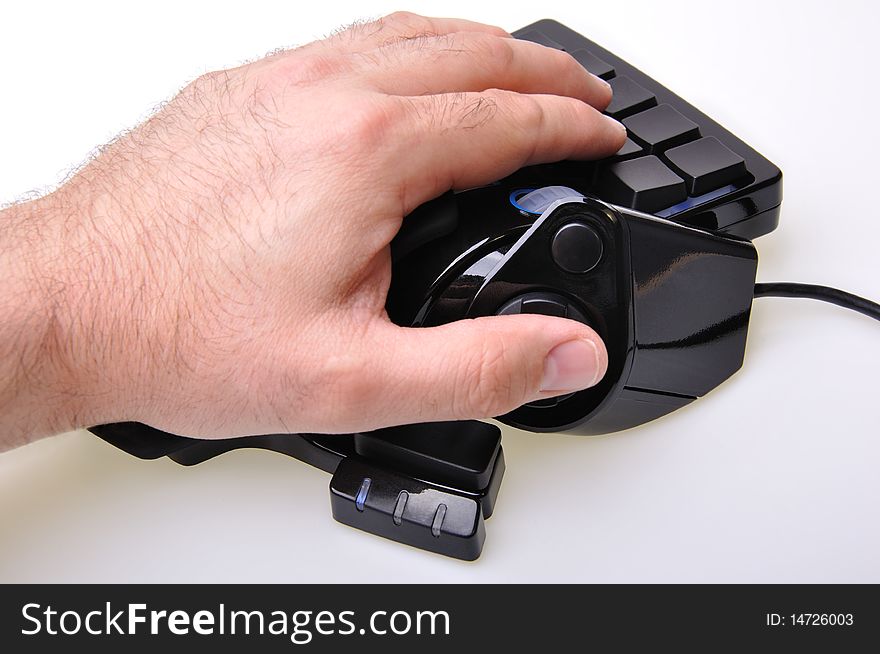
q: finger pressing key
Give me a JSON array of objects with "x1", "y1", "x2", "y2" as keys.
[{"x1": 355, "y1": 32, "x2": 613, "y2": 111}]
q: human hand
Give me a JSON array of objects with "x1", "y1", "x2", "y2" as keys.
[{"x1": 0, "y1": 12, "x2": 625, "y2": 445}]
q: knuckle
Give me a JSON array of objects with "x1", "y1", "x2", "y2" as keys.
[
  {"x1": 518, "y1": 94, "x2": 547, "y2": 132},
  {"x1": 384, "y1": 11, "x2": 426, "y2": 31},
  {"x1": 272, "y1": 52, "x2": 349, "y2": 87},
  {"x1": 477, "y1": 34, "x2": 516, "y2": 70},
  {"x1": 346, "y1": 98, "x2": 401, "y2": 149},
  {"x1": 489, "y1": 25, "x2": 512, "y2": 38}
]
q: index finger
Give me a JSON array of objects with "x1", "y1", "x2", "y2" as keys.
[{"x1": 388, "y1": 90, "x2": 627, "y2": 214}]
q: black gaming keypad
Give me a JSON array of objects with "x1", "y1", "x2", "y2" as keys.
[{"x1": 514, "y1": 20, "x2": 782, "y2": 239}]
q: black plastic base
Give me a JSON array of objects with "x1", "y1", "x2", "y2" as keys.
[{"x1": 91, "y1": 421, "x2": 504, "y2": 560}]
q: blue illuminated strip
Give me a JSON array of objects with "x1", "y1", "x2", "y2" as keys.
[
  {"x1": 355, "y1": 478, "x2": 371, "y2": 512},
  {"x1": 656, "y1": 184, "x2": 737, "y2": 218}
]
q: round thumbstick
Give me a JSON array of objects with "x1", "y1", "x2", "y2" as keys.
[{"x1": 550, "y1": 222, "x2": 603, "y2": 274}]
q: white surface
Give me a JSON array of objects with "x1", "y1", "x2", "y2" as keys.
[{"x1": 1, "y1": 0, "x2": 879, "y2": 583}]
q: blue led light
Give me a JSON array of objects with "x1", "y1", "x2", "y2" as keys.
[
  {"x1": 355, "y1": 477, "x2": 371, "y2": 512},
  {"x1": 656, "y1": 184, "x2": 737, "y2": 218},
  {"x1": 509, "y1": 189, "x2": 539, "y2": 215}
]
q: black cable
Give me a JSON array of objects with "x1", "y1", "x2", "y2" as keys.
[{"x1": 754, "y1": 283, "x2": 880, "y2": 322}]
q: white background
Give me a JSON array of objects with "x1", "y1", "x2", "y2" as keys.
[{"x1": 1, "y1": 0, "x2": 878, "y2": 582}]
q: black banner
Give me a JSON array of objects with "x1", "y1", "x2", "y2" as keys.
[{"x1": 1, "y1": 584, "x2": 876, "y2": 651}]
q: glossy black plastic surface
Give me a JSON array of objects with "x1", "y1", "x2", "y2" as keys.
[
  {"x1": 389, "y1": 190, "x2": 758, "y2": 433},
  {"x1": 514, "y1": 19, "x2": 782, "y2": 240},
  {"x1": 330, "y1": 457, "x2": 486, "y2": 561},
  {"x1": 88, "y1": 18, "x2": 780, "y2": 560},
  {"x1": 354, "y1": 421, "x2": 500, "y2": 492},
  {"x1": 91, "y1": 420, "x2": 505, "y2": 558}
]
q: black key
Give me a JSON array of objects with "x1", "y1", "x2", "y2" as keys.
[
  {"x1": 569, "y1": 48, "x2": 615, "y2": 79},
  {"x1": 517, "y1": 30, "x2": 564, "y2": 50},
  {"x1": 609, "y1": 137, "x2": 643, "y2": 162},
  {"x1": 664, "y1": 136, "x2": 748, "y2": 195},
  {"x1": 599, "y1": 155, "x2": 687, "y2": 213},
  {"x1": 354, "y1": 421, "x2": 501, "y2": 492},
  {"x1": 623, "y1": 104, "x2": 700, "y2": 153},
  {"x1": 604, "y1": 76, "x2": 656, "y2": 118}
]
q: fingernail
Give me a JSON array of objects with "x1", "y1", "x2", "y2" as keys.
[
  {"x1": 604, "y1": 113, "x2": 626, "y2": 134},
  {"x1": 541, "y1": 339, "x2": 603, "y2": 392}
]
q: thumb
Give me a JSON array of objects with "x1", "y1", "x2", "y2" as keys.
[{"x1": 369, "y1": 314, "x2": 608, "y2": 423}]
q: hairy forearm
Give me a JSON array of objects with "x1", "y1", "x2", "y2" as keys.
[
  {"x1": 0, "y1": 192, "x2": 90, "y2": 447},
  {"x1": 0, "y1": 137, "x2": 243, "y2": 449},
  {"x1": 0, "y1": 164, "x2": 188, "y2": 449}
]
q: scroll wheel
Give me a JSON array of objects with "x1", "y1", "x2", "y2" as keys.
[{"x1": 515, "y1": 186, "x2": 585, "y2": 214}]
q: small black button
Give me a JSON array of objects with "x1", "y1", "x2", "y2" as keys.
[
  {"x1": 664, "y1": 136, "x2": 748, "y2": 195},
  {"x1": 569, "y1": 48, "x2": 615, "y2": 79},
  {"x1": 354, "y1": 421, "x2": 501, "y2": 492},
  {"x1": 623, "y1": 104, "x2": 700, "y2": 154},
  {"x1": 609, "y1": 137, "x2": 643, "y2": 162},
  {"x1": 551, "y1": 222, "x2": 604, "y2": 274},
  {"x1": 604, "y1": 76, "x2": 657, "y2": 119},
  {"x1": 599, "y1": 155, "x2": 687, "y2": 213}
]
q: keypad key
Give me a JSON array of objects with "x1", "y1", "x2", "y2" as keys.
[
  {"x1": 569, "y1": 48, "x2": 615, "y2": 79},
  {"x1": 604, "y1": 76, "x2": 657, "y2": 118},
  {"x1": 623, "y1": 104, "x2": 700, "y2": 154},
  {"x1": 517, "y1": 30, "x2": 564, "y2": 50},
  {"x1": 599, "y1": 155, "x2": 687, "y2": 213},
  {"x1": 353, "y1": 421, "x2": 501, "y2": 492},
  {"x1": 664, "y1": 136, "x2": 748, "y2": 195},
  {"x1": 609, "y1": 137, "x2": 643, "y2": 162}
]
